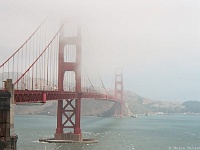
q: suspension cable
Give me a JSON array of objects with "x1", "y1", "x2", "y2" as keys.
[
  {"x1": 14, "y1": 23, "x2": 65, "y2": 85},
  {"x1": 98, "y1": 72, "x2": 110, "y2": 95},
  {"x1": 0, "y1": 16, "x2": 49, "y2": 68},
  {"x1": 83, "y1": 68, "x2": 98, "y2": 93}
]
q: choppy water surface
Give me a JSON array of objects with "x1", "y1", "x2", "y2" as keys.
[{"x1": 15, "y1": 115, "x2": 200, "y2": 150}]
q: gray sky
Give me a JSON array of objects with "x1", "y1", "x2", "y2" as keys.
[{"x1": 1, "y1": 0, "x2": 200, "y2": 101}]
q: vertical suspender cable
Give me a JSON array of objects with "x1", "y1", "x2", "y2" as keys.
[
  {"x1": 31, "y1": 33, "x2": 34, "y2": 90},
  {"x1": 39, "y1": 26, "x2": 42, "y2": 90},
  {"x1": 52, "y1": 37, "x2": 55, "y2": 89},
  {"x1": 17, "y1": 51, "x2": 19, "y2": 89},
  {"x1": 12, "y1": 56, "x2": 14, "y2": 81},
  {"x1": 13, "y1": 24, "x2": 64, "y2": 86},
  {"x1": 8, "y1": 60, "x2": 9, "y2": 79},
  {"x1": 21, "y1": 46, "x2": 23, "y2": 89},
  {"x1": 29, "y1": 39, "x2": 31, "y2": 89},
  {"x1": 46, "y1": 47, "x2": 49, "y2": 87},
  {"x1": 43, "y1": 25, "x2": 46, "y2": 89},
  {"x1": 2, "y1": 66, "x2": 4, "y2": 88}
]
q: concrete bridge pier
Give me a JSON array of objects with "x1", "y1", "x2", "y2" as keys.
[{"x1": 0, "y1": 79, "x2": 18, "y2": 150}]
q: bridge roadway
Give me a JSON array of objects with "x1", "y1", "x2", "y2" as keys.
[{"x1": 14, "y1": 90, "x2": 118, "y2": 104}]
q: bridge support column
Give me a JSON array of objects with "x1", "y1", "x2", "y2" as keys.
[
  {"x1": 114, "y1": 69, "x2": 124, "y2": 117},
  {"x1": 54, "y1": 98, "x2": 82, "y2": 141},
  {"x1": 4, "y1": 79, "x2": 14, "y2": 134},
  {"x1": 55, "y1": 100, "x2": 63, "y2": 137},
  {"x1": 74, "y1": 97, "x2": 81, "y2": 135}
]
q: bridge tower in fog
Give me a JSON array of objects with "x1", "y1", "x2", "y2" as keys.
[
  {"x1": 54, "y1": 25, "x2": 82, "y2": 141},
  {"x1": 114, "y1": 68, "x2": 124, "y2": 117}
]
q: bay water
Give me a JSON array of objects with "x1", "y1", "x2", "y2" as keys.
[{"x1": 15, "y1": 114, "x2": 200, "y2": 150}]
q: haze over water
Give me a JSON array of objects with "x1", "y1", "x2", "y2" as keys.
[{"x1": 15, "y1": 115, "x2": 200, "y2": 150}]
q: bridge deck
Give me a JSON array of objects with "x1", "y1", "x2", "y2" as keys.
[{"x1": 13, "y1": 90, "x2": 117, "y2": 104}]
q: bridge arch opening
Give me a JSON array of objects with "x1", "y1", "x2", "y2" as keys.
[
  {"x1": 116, "y1": 76, "x2": 122, "y2": 82},
  {"x1": 116, "y1": 84, "x2": 122, "y2": 90},
  {"x1": 63, "y1": 71, "x2": 75, "y2": 92},
  {"x1": 64, "y1": 45, "x2": 77, "y2": 63}
]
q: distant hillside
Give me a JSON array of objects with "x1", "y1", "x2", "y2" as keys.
[
  {"x1": 124, "y1": 90, "x2": 184, "y2": 114},
  {"x1": 182, "y1": 101, "x2": 200, "y2": 113},
  {"x1": 124, "y1": 91, "x2": 200, "y2": 114}
]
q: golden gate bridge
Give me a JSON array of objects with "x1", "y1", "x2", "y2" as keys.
[{"x1": 0, "y1": 17, "x2": 125, "y2": 149}]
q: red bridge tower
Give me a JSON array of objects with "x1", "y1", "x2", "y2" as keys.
[
  {"x1": 54, "y1": 25, "x2": 82, "y2": 141},
  {"x1": 114, "y1": 68, "x2": 124, "y2": 117}
]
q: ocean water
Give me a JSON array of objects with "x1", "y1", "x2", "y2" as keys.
[{"x1": 15, "y1": 115, "x2": 200, "y2": 150}]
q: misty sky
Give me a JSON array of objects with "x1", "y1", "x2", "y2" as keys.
[{"x1": 1, "y1": 0, "x2": 200, "y2": 101}]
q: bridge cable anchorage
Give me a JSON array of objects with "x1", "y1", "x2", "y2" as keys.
[
  {"x1": 14, "y1": 23, "x2": 65, "y2": 85},
  {"x1": 0, "y1": 16, "x2": 49, "y2": 68}
]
